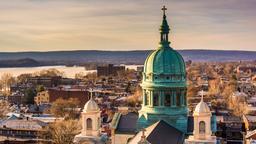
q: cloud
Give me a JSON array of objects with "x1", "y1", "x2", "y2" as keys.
[{"x1": 0, "y1": 0, "x2": 255, "y2": 52}]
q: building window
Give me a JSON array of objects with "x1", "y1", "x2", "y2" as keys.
[
  {"x1": 176, "y1": 75, "x2": 181, "y2": 80},
  {"x1": 86, "y1": 118, "x2": 92, "y2": 130},
  {"x1": 176, "y1": 90, "x2": 181, "y2": 106},
  {"x1": 164, "y1": 92, "x2": 171, "y2": 106},
  {"x1": 145, "y1": 92, "x2": 148, "y2": 105},
  {"x1": 199, "y1": 121, "x2": 206, "y2": 134},
  {"x1": 153, "y1": 92, "x2": 159, "y2": 106}
]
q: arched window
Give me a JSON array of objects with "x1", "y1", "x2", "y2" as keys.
[
  {"x1": 176, "y1": 90, "x2": 181, "y2": 106},
  {"x1": 164, "y1": 92, "x2": 171, "y2": 106},
  {"x1": 86, "y1": 118, "x2": 92, "y2": 130},
  {"x1": 199, "y1": 121, "x2": 206, "y2": 134},
  {"x1": 153, "y1": 92, "x2": 159, "y2": 106}
]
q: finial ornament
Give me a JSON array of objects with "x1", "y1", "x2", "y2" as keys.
[
  {"x1": 159, "y1": 5, "x2": 170, "y2": 45},
  {"x1": 201, "y1": 90, "x2": 204, "y2": 102},
  {"x1": 161, "y1": 5, "x2": 167, "y2": 16},
  {"x1": 141, "y1": 128, "x2": 146, "y2": 140},
  {"x1": 90, "y1": 88, "x2": 93, "y2": 100}
]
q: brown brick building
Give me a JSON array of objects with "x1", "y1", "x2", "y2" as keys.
[
  {"x1": 97, "y1": 64, "x2": 125, "y2": 77},
  {"x1": 34, "y1": 87, "x2": 90, "y2": 107},
  {"x1": 28, "y1": 76, "x2": 76, "y2": 87},
  {"x1": 237, "y1": 66, "x2": 256, "y2": 74}
]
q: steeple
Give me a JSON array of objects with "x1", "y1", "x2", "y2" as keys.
[
  {"x1": 200, "y1": 90, "x2": 204, "y2": 102},
  {"x1": 90, "y1": 88, "x2": 93, "y2": 100},
  {"x1": 194, "y1": 90, "x2": 211, "y2": 115},
  {"x1": 138, "y1": 5, "x2": 188, "y2": 133},
  {"x1": 74, "y1": 88, "x2": 102, "y2": 143},
  {"x1": 160, "y1": 5, "x2": 170, "y2": 46}
]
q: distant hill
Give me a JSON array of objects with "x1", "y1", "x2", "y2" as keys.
[
  {"x1": 0, "y1": 58, "x2": 41, "y2": 67},
  {"x1": 0, "y1": 50, "x2": 255, "y2": 66}
]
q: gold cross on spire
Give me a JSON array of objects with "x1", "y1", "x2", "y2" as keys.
[{"x1": 162, "y1": 5, "x2": 167, "y2": 15}]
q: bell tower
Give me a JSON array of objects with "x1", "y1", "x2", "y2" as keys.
[
  {"x1": 186, "y1": 91, "x2": 217, "y2": 144},
  {"x1": 74, "y1": 91, "x2": 103, "y2": 144}
]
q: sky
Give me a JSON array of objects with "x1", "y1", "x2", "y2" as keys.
[{"x1": 0, "y1": 0, "x2": 255, "y2": 52}]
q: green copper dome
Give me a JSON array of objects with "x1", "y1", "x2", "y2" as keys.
[
  {"x1": 142, "y1": 5, "x2": 186, "y2": 81},
  {"x1": 138, "y1": 6, "x2": 188, "y2": 133},
  {"x1": 144, "y1": 47, "x2": 185, "y2": 75}
]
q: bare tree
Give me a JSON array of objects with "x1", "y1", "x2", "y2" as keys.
[
  {"x1": 0, "y1": 73, "x2": 15, "y2": 96},
  {"x1": 0, "y1": 100, "x2": 10, "y2": 118},
  {"x1": 50, "y1": 98, "x2": 80, "y2": 119},
  {"x1": 43, "y1": 120, "x2": 81, "y2": 144},
  {"x1": 17, "y1": 73, "x2": 32, "y2": 83},
  {"x1": 127, "y1": 87, "x2": 142, "y2": 106},
  {"x1": 208, "y1": 78, "x2": 220, "y2": 96},
  {"x1": 187, "y1": 84, "x2": 200, "y2": 98},
  {"x1": 34, "y1": 68, "x2": 64, "y2": 77},
  {"x1": 83, "y1": 72, "x2": 98, "y2": 83}
]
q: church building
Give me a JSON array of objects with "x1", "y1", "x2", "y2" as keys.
[
  {"x1": 111, "y1": 6, "x2": 217, "y2": 144},
  {"x1": 137, "y1": 5, "x2": 188, "y2": 133}
]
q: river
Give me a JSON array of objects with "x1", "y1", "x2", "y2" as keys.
[
  {"x1": 0, "y1": 65, "x2": 143, "y2": 78},
  {"x1": 0, "y1": 66, "x2": 96, "y2": 78}
]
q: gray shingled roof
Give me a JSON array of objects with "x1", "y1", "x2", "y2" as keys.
[
  {"x1": 187, "y1": 116, "x2": 194, "y2": 134},
  {"x1": 116, "y1": 112, "x2": 138, "y2": 134},
  {"x1": 129, "y1": 120, "x2": 184, "y2": 144},
  {"x1": 0, "y1": 119, "x2": 47, "y2": 130}
]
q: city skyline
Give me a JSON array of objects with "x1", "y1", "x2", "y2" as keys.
[{"x1": 0, "y1": 0, "x2": 256, "y2": 52}]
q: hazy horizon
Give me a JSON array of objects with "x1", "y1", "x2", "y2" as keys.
[
  {"x1": 0, "y1": 0, "x2": 256, "y2": 52},
  {"x1": 0, "y1": 49, "x2": 256, "y2": 53}
]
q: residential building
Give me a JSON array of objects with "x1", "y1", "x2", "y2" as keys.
[
  {"x1": 97, "y1": 64, "x2": 125, "y2": 77},
  {"x1": 34, "y1": 86, "x2": 90, "y2": 106}
]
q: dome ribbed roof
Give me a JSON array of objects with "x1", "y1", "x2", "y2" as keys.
[
  {"x1": 194, "y1": 98, "x2": 211, "y2": 115},
  {"x1": 144, "y1": 47, "x2": 186, "y2": 75},
  {"x1": 143, "y1": 5, "x2": 185, "y2": 76},
  {"x1": 83, "y1": 99, "x2": 99, "y2": 112}
]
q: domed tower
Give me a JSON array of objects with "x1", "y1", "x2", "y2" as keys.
[
  {"x1": 193, "y1": 97, "x2": 212, "y2": 140},
  {"x1": 137, "y1": 6, "x2": 188, "y2": 133},
  {"x1": 186, "y1": 92, "x2": 217, "y2": 144},
  {"x1": 81, "y1": 97, "x2": 101, "y2": 137},
  {"x1": 74, "y1": 93, "x2": 104, "y2": 144}
]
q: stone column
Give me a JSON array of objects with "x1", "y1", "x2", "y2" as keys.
[
  {"x1": 181, "y1": 89, "x2": 184, "y2": 106},
  {"x1": 150, "y1": 90, "x2": 153, "y2": 107},
  {"x1": 143, "y1": 90, "x2": 145, "y2": 106},
  {"x1": 159, "y1": 91, "x2": 163, "y2": 106}
]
